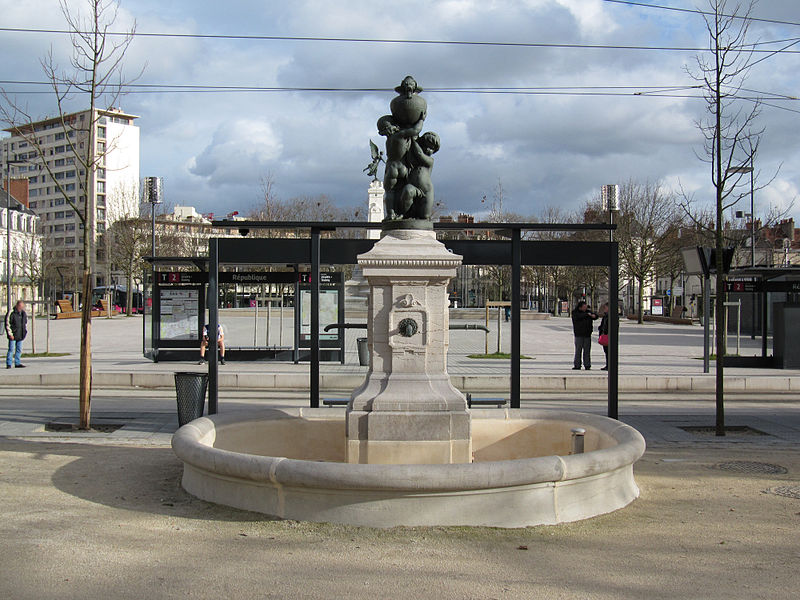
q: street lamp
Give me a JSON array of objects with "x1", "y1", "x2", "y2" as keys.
[
  {"x1": 142, "y1": 177, "x2": 163, "y2": 259},
  {"x1": 726, "y1": 164, "x2": 755, "y2": 267},
  {"x1": 3, "y1": 158, "x2": 28, "y2": 313},
  {"x1": 727, "y1": 163, "x2": 756, "y2": 340},
  {"x1": 601, "y1": 184, "x2": 619, "y2": 243}
]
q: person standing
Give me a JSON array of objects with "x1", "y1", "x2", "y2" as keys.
[
  {"x1": 598, "y1": 302, "x2": 610, "y2": 371},
  {"x1": 5, "y1": 300, "x2": 28, "y2": 369},
  {"x1": 571, "y1": 300, "x2": 597, "y2": 370}
]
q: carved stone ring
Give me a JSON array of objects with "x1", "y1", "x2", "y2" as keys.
[{"x1": 398, "y1": 318, "x2": 418, "y2": 337}]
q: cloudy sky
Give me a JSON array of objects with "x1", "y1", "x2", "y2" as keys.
[{"x1": 1, "y1": 0, "x2": 798, "y2": 221}]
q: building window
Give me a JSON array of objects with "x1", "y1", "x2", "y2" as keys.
[
  {"x1": 29, "y1": 176, "x2": 38, "y2": 184},
  {"x1": 54, "y1": 224, "x2": 64, "y2": 232},
  {"x1": 96, "y1": 168, "x2": 105, "y2": 179},
  {"x1": 55, "y1": 145, "x2": 65, "y2": 154},
  {"x1": 97, "y1": 141, "x2": 105, "y2": 153},
  {"x1": 54, "y1": 132, "x2": 65, "y2": 140},
  {"x1": 65, "y1": 183, "x2": 75, "y2": 191},
  {"x1": 97, "y1": 195, "x2": 105, "y2": 207},
  {"x1": 55, "y1": 198, "x2": 65, "y2": 206},
  {"x1": 65, "y1": 236, "x2": 75, "y2": 244},
  {"x1": 65, "y1": 170, "x2": 75, "y2": 178},
  {"x1": 97, "y1": 181, "x2": 105, "y2": 193},
  {"x1": 55, "y1": 211, "x2": 64, "y2": 219},
  {"x1": 97, "y1": 223, "x2": 105, "y2": 233},
  {"x1": 97, "y1": 126, "x2": 106, "y2": 139},
  {"x1": 66, "y1": 223, "x2": 75, "y2": 231},
  {"x1": 97, "y1": 208, "x2": 105, "y2": 220}
]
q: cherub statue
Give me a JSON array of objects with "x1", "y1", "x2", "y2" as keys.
[
  {"x1": 363, "y1": 140, "x2": 384, "y2": 181},
  {"x1": 399, "y1": 131, "x2": 440, "y2": 220},
  {"x1": 373, "y1": 75, "x2": 439, "y2": 226}
]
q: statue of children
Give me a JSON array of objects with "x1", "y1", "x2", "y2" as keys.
[{"x1": 399, "y1": 131, "x2": 440, "y2": 220}]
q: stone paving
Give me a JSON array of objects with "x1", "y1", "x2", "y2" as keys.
[{"x1": 11, "y1": 311, "x2": 794, "y2": 378}]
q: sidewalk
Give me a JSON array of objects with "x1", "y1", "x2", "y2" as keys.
[{"x1": 4, "y1": 313, "x2": 798, "y2": 393}]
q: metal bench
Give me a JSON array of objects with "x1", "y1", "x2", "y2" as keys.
[
  {"x1": 466, "y1": 393, "x2": 507, "y2": 408},
  {"x1": 322, "y1": 398, "x2": 349, "y2": 407}
]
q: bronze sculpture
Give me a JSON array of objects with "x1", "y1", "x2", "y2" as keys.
[{"x1": 375, "y1": 75, "x2": 439, "y2": 228}]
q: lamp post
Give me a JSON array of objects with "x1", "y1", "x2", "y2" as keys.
[
  {"x1": 142, "y1": 177, "x2": 163, "y2": 259},
  {"x1": 726, "y1": 164, "x2": 755, "y2": 266},
  {"x1": 4, "y1": 158, "x2": 28, "y2": 313},
  {"x1": 727, "y1": 164, "x2": 755, "y2": 339},
  {"x1": 601, "y1": 184, "x2": 619, "y2": 243}
]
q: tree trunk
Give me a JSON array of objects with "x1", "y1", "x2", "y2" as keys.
[
  {"x1": 78, "y1": 268, "x2": 92, "y2": 429},
  {"x1": 637, "y1": 276, "x2": 645, "y2": 324},
  {"x1": 713, "y1": 8, "x2": 725, "y2": 437},
  {"x1": 126, "y1": 271, "x2": 134, "y2": 316}
]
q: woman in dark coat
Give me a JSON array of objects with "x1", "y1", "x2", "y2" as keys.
[{"x1": 598, "y1": 302, "x2": 609, "y2": 371}]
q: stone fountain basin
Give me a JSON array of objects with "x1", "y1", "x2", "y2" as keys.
[{"x1": 172, "y1": 408, "x2": 645, "y2": 528}]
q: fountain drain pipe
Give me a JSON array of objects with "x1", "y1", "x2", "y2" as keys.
[{"x1": 571, "y1": 428, "x2": 586, "y2": 454}]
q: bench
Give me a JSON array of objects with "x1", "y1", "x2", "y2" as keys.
[
  {"x1": 91, "y1": 299, "x2": 119, "y2": 317},
  {"x1": 466, "y1": 393, "x2": 507, "y2": 408},
  {"x1": 54, "y1": 299, "x2": 81, "y2": 320},
  {"x1": 323, "y1": 398, "x2": 350, "y2": 407}
]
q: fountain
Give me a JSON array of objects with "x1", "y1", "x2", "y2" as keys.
[{"x1": 172, "y1": 77, "x2": 645, "y2": 527}]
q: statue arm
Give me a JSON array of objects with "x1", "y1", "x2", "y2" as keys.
[
  {"x1": 409, "y1": 139, "x2": 434, "y2": 167},
  {"x1": 398, "y1": 115, "x2": 425, "y2": 138}
]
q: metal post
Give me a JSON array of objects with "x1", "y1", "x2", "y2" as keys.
[
  {"x1": 310, "y1": 229, "x2": 321, "y2": 408},
  {"x1": 5, "y1": 166, "x2": 9, "y2": 314},
  {"x1": 496, "y1": 305, "x2": 501, "y2": 354},
  {"x1": 208, "y1": 238, "x2": 219, "y2": 414},
  {"x1": 571, "y1": 427, "x2": 586, "y2": 454},
  {"x1": 703, "y1": 275, "x2": 710, "y2": 374},
  {"x1": 762, "y1": 291, "x2": 768, "y2": 358},
  {"x1": 511, "y1": 228, "x2": 521, "y2": 409},
  {"x1": 608, "y1": 240, "x2": 619, "y2": 419},
  {"x1": 253, "y1": 292, "x2": 259, "y2": 347}
]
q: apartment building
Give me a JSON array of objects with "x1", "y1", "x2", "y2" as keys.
[
  {"x1": 0, "y1": 186, "x2": 43, "y2": 306},
  {"x1": 1, "y1": 107, "x2": 139, "y2": 289}
]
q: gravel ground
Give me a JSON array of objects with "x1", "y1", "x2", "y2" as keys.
[{"x1": 1, "y1": 438, "x2": 799, "y2": 599}]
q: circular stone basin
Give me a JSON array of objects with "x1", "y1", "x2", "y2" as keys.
[{"x1": 172, "y1": 408, "x2": 645, "y2": 528}]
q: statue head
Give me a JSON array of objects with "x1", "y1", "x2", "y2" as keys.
[
  {"x1": 419, "y1": 131, "x2": 440, "y2": 155},
  {"x1": 376, "y1": 114, "x2": 398, "y2": 136},
  {"x1": 394, "y1": 75, "x2": 421, "y2": 98}
]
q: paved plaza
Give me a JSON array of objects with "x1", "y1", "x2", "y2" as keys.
[
  {"x1": 5, "y1": 311, "x2": 798, "y2": 383},
  {"x1": 1, "y1": 314, "x2": 799, "y2": 598}
]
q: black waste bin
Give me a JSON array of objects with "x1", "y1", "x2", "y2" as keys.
[
  {"x1": 174, "y1": 372, "x2": 209, "y2": 427},
  {"x1": 356, "y1": 337, "x2": 369, "y2": 367}
]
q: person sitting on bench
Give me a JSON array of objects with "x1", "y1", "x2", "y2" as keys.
[{"x1": 199, "y1": 323, "x2": 225, "y2": 365}]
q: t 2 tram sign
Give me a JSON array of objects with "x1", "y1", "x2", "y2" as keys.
[{"x1": 725, "y1": 280, "x2": 800, "y2": 293}]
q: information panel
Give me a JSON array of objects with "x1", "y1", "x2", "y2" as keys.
[
  {"x1": 159, "y1": 288, "x2": 199, "y2": 340},
  {"x1": 300, "y1": 289, "x2": 339, "y2": 342}
]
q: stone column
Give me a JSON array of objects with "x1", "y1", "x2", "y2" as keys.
[{"x1": 346, "y1": 229, "x2": 470, "y2": 464}]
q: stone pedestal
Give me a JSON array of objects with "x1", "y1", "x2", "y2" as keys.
[{"x1": 346, "y1": 229, "x2": 470, "y2": 464}]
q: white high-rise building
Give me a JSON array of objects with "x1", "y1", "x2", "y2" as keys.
[{"x1": 1, "y1": 107, "x2": 139, "y2": 289}]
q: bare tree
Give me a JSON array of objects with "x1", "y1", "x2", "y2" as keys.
[
  {"x1": 1, "y1": 0, "x2": 138, "y2": 429},
  {"x1": 107, "y1": 186, "x2": 149, "y2": 316},
  {"x1": 686, "y1": 0, "x2": 766, "y2": 435},
  {"x1": 616, "y1": 180, "x2": 680, "y2": 324}
]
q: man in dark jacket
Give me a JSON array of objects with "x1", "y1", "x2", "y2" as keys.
[
  {"x1": 571, "y1": 300, "x2": 597, "y2": 370},
  {"x1": 5, "y1": 300, "x2": 28, "y2": 369}
]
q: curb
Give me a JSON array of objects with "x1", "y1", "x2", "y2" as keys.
[{"x1": 2, "y1": 372, "x2": 799, "y2": 394}]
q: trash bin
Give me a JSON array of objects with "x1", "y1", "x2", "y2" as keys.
[
  {"x1": 174, "y1": 372, "x2": 209, "y2": 427},
  {"x1": 356, "y1": 337, "x2": 369, "y2": 367}
]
